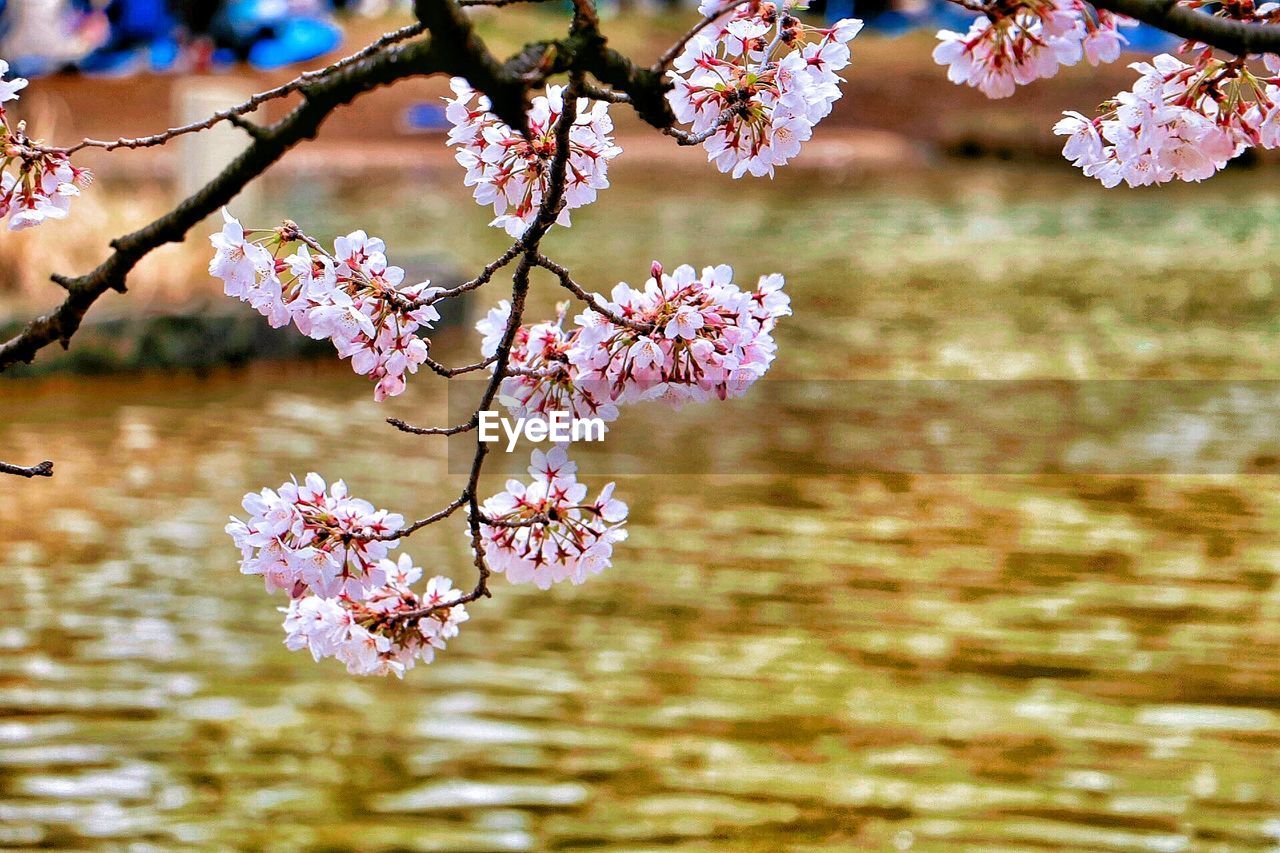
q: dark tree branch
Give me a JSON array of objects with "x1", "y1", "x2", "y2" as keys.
[
  {"x1": 413, "y1": 0, "x2": 534, "y2": 131},
  {"x1": 0, "y1": 36, "x2": 452, "y2": 371},
  {"x1": 1079, "y1": 0, "x2": 1280, "y2": 56},
  {"x1": 0, "y1": 460, "x2": 53, "y2": 478}
]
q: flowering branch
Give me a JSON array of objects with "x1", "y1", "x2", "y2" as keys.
[{"x1": 448, "y1": 71, "x2": 588, "y2": 612}]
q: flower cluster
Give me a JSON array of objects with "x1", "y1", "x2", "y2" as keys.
[
  {"x1": 226, "y1": 473, "x2": 404, "y2": 599},
  {"x1": 567, "y1": 263, "x2": 790, "y2": 405},
  {"x1": 479, "y1": 447, "x2": 628, "y2": 589},
  {"x1": 445, "y1": 79, "x2": 622, "y2": 237},
  {"x1": 228, "y1": 475, "x2": 467, "y2": 677},
  {"x1": 210, "y1": 211, "x2": 440, "y2": 399},
  {"x1": 934, "y1": 1, "x2": 1133, "y2": 99},
  {"x1": 666, "y1": 4, "x2": 863, "y2": 177},
  {"x1": 476, "y1": 300, "x2": 621, "y2": 426},
  {"x1": 282, "y1": 556, "x2": 468, "y2": 678},
  {"x1": 1055, "y1": 52, "x2": 1278, "y2": 186},
  {"x1": 477, "y1": 263, "x2": 788, "y2": 420},
  {"x1": 0, "y1": 60, "x2": 92, "y2": 230}
]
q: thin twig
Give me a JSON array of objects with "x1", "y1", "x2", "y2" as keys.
[
  {"x1": 40, "y1": 23, "x2": 427, "y2": 156},
  {"x1": 479, "y1": 512, "x2": 551, "y2": 528},
  {"x1": 663, "y1": 108, "x2": 736, "y2": 146},
  {"x1": 652, "y1": 0, "x2": 754, "y2": 71},
  {"x1": 534, "y1": 253, "x2": 653, "y2": 333},
  {"x1": 419, "y1": 245, "x2": 523, "y2": 306},
  {"x1": 369, "y1": 493, "x2": 470, "y2": 540},
  {"x1": 387, "y1": 416, "x2": 479, "y2": 436},
  {"x1": 424, "y1": 353, "x2": 499, "y2": 378},
  {"x1": 392, "y1": 72, "x2": 587, "y2": 624}
]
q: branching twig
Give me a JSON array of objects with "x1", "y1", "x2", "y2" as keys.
[
  {"x1": 0, "y1": 34, "x2": 456, "y2": 372},
  {"x1": 398, "y1": 494, "x2": 470, "y2": 536},
  {"x1": 534, "y1": 253, "x2": 653, "y2": 333},
  {"x1": 365, "y1": 493, "x2": 469, "y2": 540},
  {"x1": 39, "y1": 23, "x2": 428, "y2": 156},
  {"x1": 419, "y1": 244, "x2": 523, "y2": 306},
  {"x1": 663, "y1": 108, "x2": 735, "y2": 146}
]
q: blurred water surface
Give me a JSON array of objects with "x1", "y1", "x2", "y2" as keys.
[{"x1": 5, "y1": 163, "x2": 1280, "y2": 850}]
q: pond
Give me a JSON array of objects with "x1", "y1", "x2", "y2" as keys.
[{"x1": 4, "y1": 160, "x2": 1280, "y2": 850}]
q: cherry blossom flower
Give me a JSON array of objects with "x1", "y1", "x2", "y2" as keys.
[
  {"x1": 209, "y1": 212, "x2": 441, "y2": 399},
  {"x1": 445, "y1": 78, "x2": 622, "y2": 237},
  {"x1": 566, "y1": 262, "x2": 789, "y2": 405},
  {"x1": 666, "y1": 5, "x2": 863, "y2": 177},
  {"x1": 1057, "y1": 52, "x2": 1269, "y2": 186},
  {"x1": 477, "y1": 300, "x2": 620, "y2": 426},
  {"x1": 226, "y1": 473, "x2": 403, "y2": 599},
  {"x1": 282, "y1": 560, "x2": 469, "y2": 677},
  {"x1": 0, "y1": 62, "x2": 92, "y2": 231},
  {"x1": 0, "y1": 60, "x2": 27, "y2": 103},
  {"x1": 479, "y1": 446, "x2": 628, "y2": 590},
  {"x1": 934, "y1": 0, "x2": 1132, "y2": 99}
]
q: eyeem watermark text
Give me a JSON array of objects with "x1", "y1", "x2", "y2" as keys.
[{"x1": 478, "y1": 411, "x2": 606, "y2": 452}]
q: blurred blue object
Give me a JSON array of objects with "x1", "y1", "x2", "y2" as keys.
[
  {"x1": 1124, "y1": 21, "x2": 1181, "y2": 52},
  {"x1": 247, "y1": 16, "x2": 341, "y2": 69},
  {"x1": 403, "y1": 102, "x2": 451, "y2": 132},
  {"x1": 51, "y1": 0, "x2": 345, "y2": 76},
  {"x1": 78, "y1": 0, "x2": 178, "y2": 76},
  {"x1": 217, "y1": 0, "x2": 342, "y2": 69},
  {"x1": 825, "y1": 0, "x2": 855, "y2": 24}
]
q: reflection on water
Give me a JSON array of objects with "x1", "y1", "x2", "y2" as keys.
[
  {"x1": 6, "y1": 163, "x2": 1280, "y2": 850},
  {"x1": 5, "y1": 366, "x2": 1280, "y2": 851}
]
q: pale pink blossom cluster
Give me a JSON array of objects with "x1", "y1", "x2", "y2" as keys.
[
  {"x1": 666, "y1": 4, "x2": 863, "y2": 177},
  {"x1": 228, "y1": 475, "x2": 467, "y2": 677},
  {"x1": 479, "y1": 447, "x2": 628, "y2": 590},
  {"x1": 934, "y1": 1, "x2": 1133, "y2": 99},
  {"x1": 567, "y1": 262, "x2": 790, "y2": 405},
  {"x1": 476, "y1": 262, "x2": 788, "y2": 419},
  {"x1": 476, "y1": 301, "x2": 621, "y2": 426},
  {"x1": 209, "y1": 210, "x2": 440, "y2": 399},
  {"x1": 225, "y1": 473, "x2": 404, "y2": 599},
  {"x1": 445, "y1": 79, "x2": 622, "y2": 237},
  {"x1": 1055, "y1": 52, "x2": 1280, "y2": 186},
  {"x1": 282, "y1": 556, "x2": 468, "y2": 677},
  {"x1": 0, "y1": 61, "x2": 92, "y2": 230}
]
